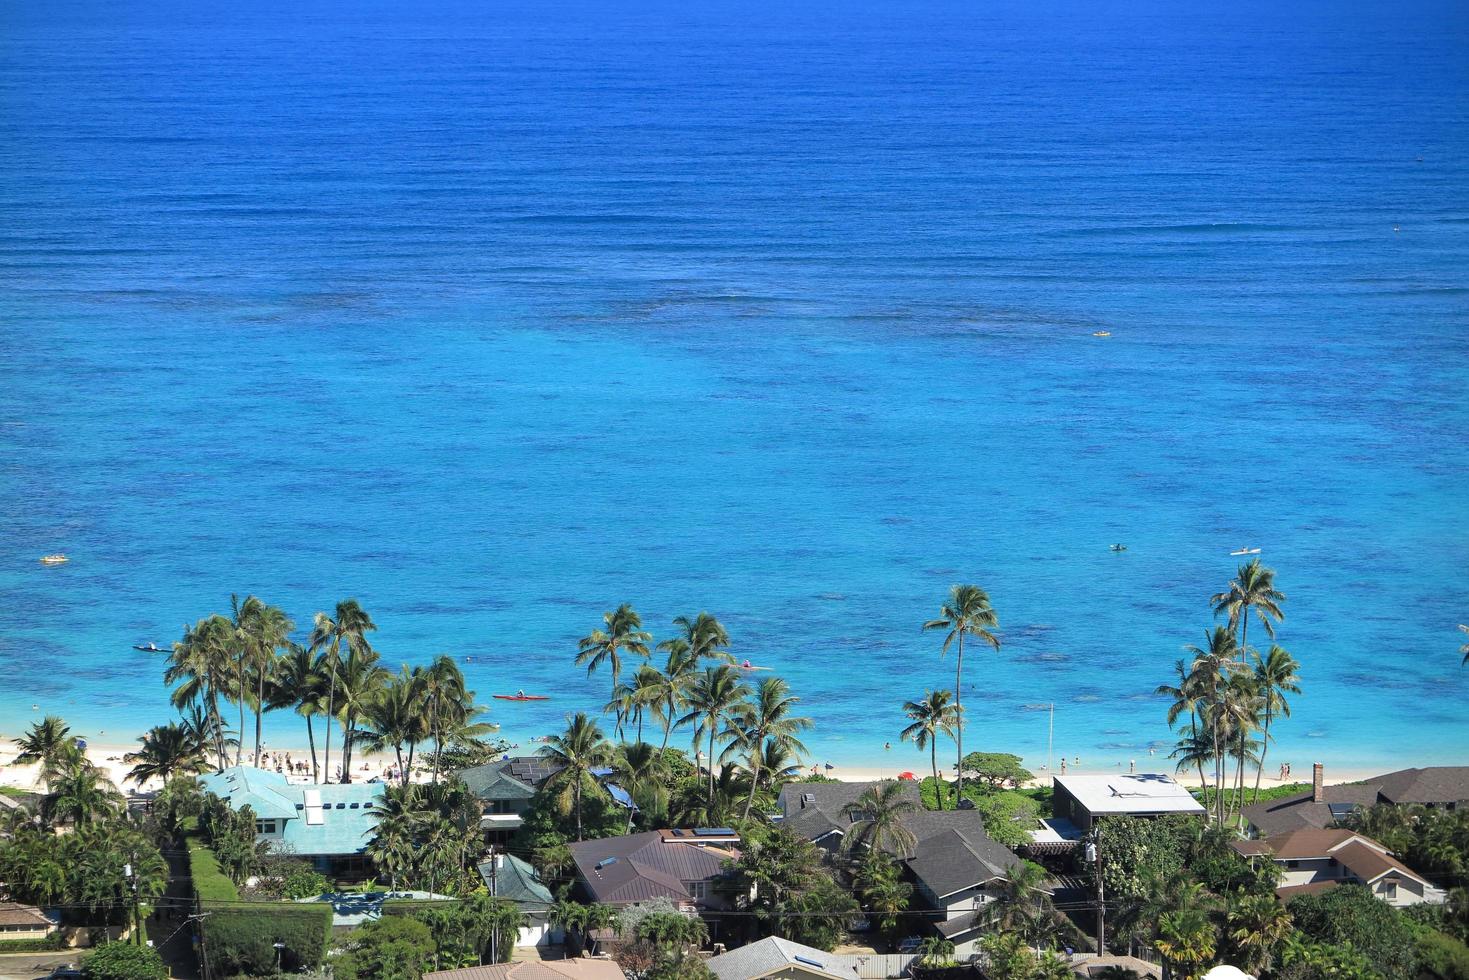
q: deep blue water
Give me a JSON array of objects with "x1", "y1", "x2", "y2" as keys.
[{"x1": 2, "y1": 0, "x2": 1467, "y2": 775}]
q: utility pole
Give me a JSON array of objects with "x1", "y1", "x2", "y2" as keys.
[
  {"x1": 124, "y1": 860, "x2": 143, "y2": 946},
  {"x1": 1086, "y1": 832, "x2": 1105, "y2": 954},
  {"x1": 489, "y1": 850, "x2": 502, "y2": 965}
]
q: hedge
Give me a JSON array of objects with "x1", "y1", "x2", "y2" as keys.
[
  {"x1": 0, "y1": 933, "x2": 66, "y2": 952},
  {"x1": 184, "y1": 832, "x2": 239, "y2": 902},
  {"x1": 200, "y1": 903, "x2": 333, "y2": 977}
]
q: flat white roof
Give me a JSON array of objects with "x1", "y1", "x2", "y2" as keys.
[{"x1": 1055, "y1": 772, "x2": 1205, "y2": 816}]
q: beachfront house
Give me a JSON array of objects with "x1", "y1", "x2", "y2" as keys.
[
  {"x1": 777, "y1": 781, "x2": 924, "y2": 854},
  {"x1": 459, "y1": 757, "x2": 548, "y2": 842},
  {"x1": 199, "y1": 766, "x2": 382, "y2": 877},
  {"x1": 569, "y1": 828, "x2": 741, "y2": 925},
  {"x1": 1046, "y1": 772, "x2": 1204, "y2": 838},
  {"x1": 1233, "y1": 828, "x2": 1446, "y2": 907},
  {"x1": 1244, "y1": 764, "x2": 1469, "y2": 838},
  {"x1": 476, "y1": 852, "x2": 557, "y2": 947}
]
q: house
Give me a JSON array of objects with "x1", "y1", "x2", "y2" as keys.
[
  {"x1": 1068, "y1": 955, "x2": 1162, "y2": 978},
  {"x1": 776, "y1": 779, "x2": 1022, "y2": 957},
  {"x1": 1243, "y1": 764, "x2": 1469, "y2": 838},
  {"x1": 476, "y1": 852, "x2": 556, "y2": 947},
  {"x1": 706, "y1": 936, "x2": 859, "y2": 980},
  {"x1": 569, "y1": 829, "x2": 740, "y2": 914},
  {"x1": 423, "y1": 959, "x2": 627, "y2": 980},
  {"x1": 1232, "y1": 828, "x2": 1446, "y2": 907},
  {"x1": 198, "y1": 766, "x2": 382, "y2": 876},
  {"x1": 459, "y1": 757, "x2": 548, "y2": 840},
  {"x1": 0, "y1": 902, "x2": 57, "y2": 942},
  {"x1": 1048, "y1": 772, "x2": 1204, "y2": 835}
]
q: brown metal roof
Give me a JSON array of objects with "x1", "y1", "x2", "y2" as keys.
[
  {"x1": 425, "y1": 959, "x2": 626, "y2": 980},
  {"x1": 0, "y1": 903, "x2": 52, "y2": 929}
]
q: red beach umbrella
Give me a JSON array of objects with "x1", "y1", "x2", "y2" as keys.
[{"x1": 898, "y1": 771, "x2": 916, "y2": 780}]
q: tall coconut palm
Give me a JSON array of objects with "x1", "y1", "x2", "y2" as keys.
[
  {"x1": 602, "y1": 678, "x2": 638, "y2": 742},
  {"x1": 1219, "y1": 671, "x2": 1262, "y2": 824},
  {"x1": 612, "y1": 741, "x2": 666, "y2": 832},
  {"x1": 421, "y1": 655, "x2": 469, "y2": 784},
  {"x1": 233, "y1": 596, "x2": 293, "y2": 768},
  {"x1": 900, "y1": 690, "x2": 960, "y2": 810},
  {"x1": 576, "y1": 604, "x2": 653, "y2": 700},
  {"x1": 335, "y1": 647, "x2": 389, "y2": 782},
  {"x1": 725, "y1": 676, "x2": 811, "y2": 821},
  {"x1": 922, "y1": 585, "x2": 1001, "y2": 800},
  {"x1": 841, "y1": 781, "x2": 919, "y2": 857},
  {"x1": 43, "y1": 757, "x2": 123, "y2": 828},
  {"x1": 10, "y1": 716, "x2": 77, "y2": 794},
  {"x1": 309, "y1": 599, "x2": 377, "y2": 783},
  {"x1": 1185, "y1": 626, "x2": 1241, "y2": 824},
  {"x1": 1251, "y1": 645, "x2": 1300, "y2": 803},
  {"x1": 668, "y1": 613, "x2": 732, "y2": 663},
  {"x1": 629, "y1": 664, "x2": 666, "y2": 744},
  {"x1": 1211, "y1": 558, "x2": 1285, "y2": 657},
  {"x1": 165, "y1": 614, "x2": 236, "y2": 770},
  {"x1": 649, "y1": 641, "x2": 697, "y2": 750},
  {"x1": 539, "y1": 713, "x2": 612, "y2": 841},
  {"x1": 1156, "y1": 659, "x2": 1208, "y2": 790},
  {"x1": 677, "y1": 664, "x2": 751, "y2": 807},
  {"x1": 124, "y1": 723, "x2": 210, "y2": 788},
  {"x1": 365, "y1": 787, "x2": 424, "y2": 890},
  {"x1": 270, "y1": 643, "x2": 325, "y2": 781},
  {"x1": 356, "y1": 667, "x2": 428, "y2": 786}
]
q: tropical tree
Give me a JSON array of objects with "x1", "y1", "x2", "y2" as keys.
[
  {"x1": 1154, "y1": 907, "x2": 1217, "y2": 980},
  {"x1": 1185, "y1": 626, "x2": 1241, "y2": 824},
  {"x1": 613, "y1": 741, "x2": 667, "y2": 832},
  {"x1": 900, "y1": 690, "x2": 960, "y2": 810},
  {"x1": 232, "y1": 595, "x2": 293, "y2": 767},
  {"x1": 43, "y1": 755, "x2": 123, "y2": 827},
  {"x1": 852, "y1": 853, "x2": 911, "y2": 936},
  {"x1": 356, "y1": 667, "x2": 429, "y2": 785},
  {"x1": 539, "y1": 713, "x2": 613, "y2": 841},
  {"x1": 918, "y1": 937, "x2": 954, "y2": 968},
  {"x1": 333, "y1": 645, "x2": 389, "y2": 782},
  {"x1": 577, "y1": 604, "x2": 653, "y2": 700},
  {"x1": 1225, "y1": 889, "x2": 1292, "y2": 975},
  {"x1": 10, "y1": 716, "x2": 77, "y2": 793},
  {"x1": 420, "y1": 655, "x2": 475, "y2": 784},
  {"x1": 309, "y1": 599, "x2": 377, "y2": 783},
  {"x1": 1251, "y1": 644, "x2": 1300, "y2": 803},
  {"x1": 124, "y1": 723, "x2": 210, "y2": 788},
  {"x1": 1211, "y1": 558, "x2": 1285, "y2": 656},
  {"x1": 165, "y1": 614, "x2": 236, "y2": 769},
  {"x1": 649, "y1": 642, "x2": 697, "y2": 750},
  {"x1": 668, "y1": 613, "x2": 732, "y2": 663},
  {"x1": 840, "y1": 781, "x2": 918, "y2": 857},
  {"x1": 677, "y1": 664, "x2": 751, "y2": 807},
  {"x1": 922, "y1": 585, "x2": 1001, "y2": 799},
  {"x1": 1157, "y1": 659, "x2": 1209, "y2": 790},
  {"x1": 724, "y1": 676, "x2": 811, "y2": 821},
  {"x1": 270, "y1": 642, "x2": 325, "y2": 780}
]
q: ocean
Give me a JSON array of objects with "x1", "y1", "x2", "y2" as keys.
[{"x1": 1, "y1": 0, "x2": 1466, "y2": 775}]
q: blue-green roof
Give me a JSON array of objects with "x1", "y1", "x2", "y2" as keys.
[
  {"x1": 476, "y1": 854, "x2": 553, "y2": 908},
  {"x1": 200, "y1": 766, "x2": 384, "y2": 857}
]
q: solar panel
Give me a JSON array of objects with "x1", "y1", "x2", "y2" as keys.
[
  {"x1": 695, "y1": 827, "x2": 735, "y2": 836},
  {"x1": 794, "y1": 957, "x2": 825, "y2": 968}
]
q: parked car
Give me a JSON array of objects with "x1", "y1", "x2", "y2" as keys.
[{"x1": 896, "y1": 937, "x2": 924, "y2": 954}]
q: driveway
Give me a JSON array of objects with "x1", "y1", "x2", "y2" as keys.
[{"x1": 0, "y1": 951, "x2": 84, "y2": 980}]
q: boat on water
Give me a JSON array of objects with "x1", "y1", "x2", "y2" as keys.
[
  {"x1": 1092, "y1": 330, "x2": 1111, "y2": 337},
  {"x1": 133, "y1": 643, "x2": 165, "y2": 652},
  {"x1": 1109, "y1": 544, "x2": 1127, "y2": 552},
  {"x1": 39, "y1": 554, "x2": 69, "y2": 564},
  {"x1": 493, "y1": 693, "x2": 551, "y2": 702},
  {"x1": 1230, "y1": 547, "x2": 1262, "y2": 556}
]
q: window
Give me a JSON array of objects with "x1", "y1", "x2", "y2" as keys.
[
  {"x1": 1285, "y1": 860, "x2": 1298, "y2": 869},
  {"x1": 256, "y1": 820, "x2": 278, "y2": 834},
  {"x1": 1380, "y1": 881, "x2": 1398, "y2": 899},
  {"x1": 685, "y1": 880, "x2": 709, "y2": 900}
]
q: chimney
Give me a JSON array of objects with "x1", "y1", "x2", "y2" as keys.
[{"x1": 1313, "y1": 763, "x2": 1324, "y2": 803}]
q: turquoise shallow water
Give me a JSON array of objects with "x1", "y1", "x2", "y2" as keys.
[{"x1": 1, "y1": 0, "x2": 1467, "y2": 774}]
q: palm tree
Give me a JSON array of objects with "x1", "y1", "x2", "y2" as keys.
[
  {"x1": 725, "y1": 676, "x2": 811, "y2": 821},
  {"x1": 165, "y1": 614, "x2": 236, "y2": 769},
  {"x1": 539, "y1": 713, "x2": 612, "y2": 841},
  {"x1": 1185, "y1": 626, "x2": 1241, "y2": 824},
  {"x1": 421, "y1": 655, "x2": 470, "y2": 784},
  {"x1": 11, "y1": 716, "x2": 77, "y2": 793},
  {"x1": 334, "y1": 646, "x2": 389, "y2": 781},
  {"x1": 356, "y1": 667, "x2": 428, "y2": 785},
  {"x1": 124, "y1": 723, "x2": 210, "y2": 788},
  {"x1": 1218, "y1": 671, "x2": 1262, "y2": 824},
  {"x1": 1211, "y1": 558, "x2": 1285, "y2": 657},
  {"x1": 43, "y1": 756, "x2": 123, "y2": 827},
  {"x1": 576, "y1": 604, "x2": 653, "y2": 700},
  {"x1": 900, "y1": 690, "x2": 960, "y2": 810},
  {"x1": 1251, "y1": 644, "x2": 1300, "y2": 803},
  {"x1": 309, "y1": 599, "x2": 377, "y2": 783},
  {"x1": 1225, "y1": 889, "x2": 1291, "y2": 976},
  {"x1": 649, "y1": 642, "x2": 697, "y2": 750},
  {"x1": 677, "y1": 664, "x2": 751, "y2": 806},
  {"x1": 629, "y1": 664, "x2": 666, "y2": 744},
  {"x1": 233, "y1": 596, "x2": 293, "y2": 768},
  {"x1": 365, "y1": 787, "x2": 425, "y2": 890},
  {"x1": 841, "y1": 781, "x2": 919, "y2": 857},
  {"x1": 602, "y1": 678, "x2": 638, "y2": 742},
  {"x1": 1154, "y1": 907, "x2": 1217, "y2": 980},
  {"x1": 613, "y1": 741, "x2": 666, "y2": 832},
  {"x1": 668, "y1": 613, "x2": 732, "y2": 663},
  {"x1": 1156, "y1": 659, "x2": 1209, "y2": 790},
  {"x1": 923, "y1": 585, "x2": 1000, "y2": 800},
  {"x1": 270, "y1": 643, "x2": 325, "y2": 780},
  {"x1": 918, "y1": 937, "x2": 954, "y2": 967}
]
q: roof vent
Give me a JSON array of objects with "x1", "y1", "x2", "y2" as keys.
[
  {"x1": 794, "y1": 957, "x2": 825, "y2": 968},
  {"x1": 595, "y1": 857, "x2": 619, "y2": 871},
  {"x1": 801, "y1": 793, "x2": 816, "y2": 807}
]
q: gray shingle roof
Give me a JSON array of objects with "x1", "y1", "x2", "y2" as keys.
[
  {"x1": 777, "y1": 781, "x2": 924, "y2": 843},
  {"x1": 1239, "y1": 767, "x2": 1469, "y2": 837},
  {"x1": 1373, "y1": 767, "x2": 1469, "y2": 805},
  {"x1": 706, "y1": 937, "x2": 859, "y2": 980},
  {"x1": 459, "y1": 758, "x2": 549, "y2": 801},
  {"x1": 570, "y1": 831, "x2": 736, "y2": 906},
  {"x1": 905, "y1": 825, "x2": 1020, "y2": 897},
  {"x1": 934, "y1": 908, "x2": 984, "y2": 940}
]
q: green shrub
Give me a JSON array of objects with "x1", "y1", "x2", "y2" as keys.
[
  {"x1": 331, "y1": 915, "x2": 436, "y2": 980},
  {"x1": 85, "y1": 941, "x2": 168, "y2": 980},
  {"x1": 185, "y1": 833, "x2": 239, "y2": 902},
  {"x1": 201, "y1": 903, "x2": 333, "y2": 977},
  {"x1": 1417, "y1": 927, "x2": 1469, "y2": 980},
  {"x1": 0, "y1": 933, "x2": 65, "y2": 952}
]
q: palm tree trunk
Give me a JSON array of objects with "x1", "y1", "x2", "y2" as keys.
[
  {"x1": 742, "y1": 751, "x2": 762, "y2": 822},
  {"x1": 405, "y1": 742, "x2": 417, "y2": 786},
  {"x1": 430, "y1": 700, "x2": 440, "y2": 785},
  {"x1": 660, "y1": 703, "x2": 673, "y2": 751},
  {"x1": 1190, "y1": 712, "x2": 1206, "y2": 792},
  {"x1": 305, "y1": 715, "x2": 318, "y2": 782},
  {"x1": 237, "y1": 668, "x2": 246, "y2": 766},
  {"x1": 955, "y1": 633, "x2": 965, "y2": 801},
  {"x1": 324, "y1": 670, "x2": 336, "y2": 785},
  {"x1": 707, "y1": 725, "x2": 717, "y2": 806},
  {"x1": 1253, "y1": 705, "x2": 1273, "y2": 805},
  {"x1": 574, "y1": 779, "x2": 584, "y2": 842},
  {"x1": 931, "y1": 741, "x2": 942, "y2": 810},
  {"x1": 254, "y1": 668, "x2": 265, "y2": 768}
]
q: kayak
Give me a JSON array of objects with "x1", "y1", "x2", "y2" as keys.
[
  {"x1": 493, "y1": 694, "x2": 551, "y2": 701},
  {"x1": 133, "y1": 644, "x2": 165, "y2": 653}
]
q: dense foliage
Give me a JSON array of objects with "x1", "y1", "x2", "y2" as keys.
[
  {"x1": 84, "y1": 942, "x2": 169, "y2": 980},
  {"x1": 1287, "y1": 885, "x2": 1418, "y2": 979},
  {"x1": 723, "y1": 825, "x2": 857, "y2": 950},
  {"x1": 0, "y1": 818, "x2": 166, "y2": 926},
  {"x1": 200, "y1": 903, "x2": 333, "y2": 977}
]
